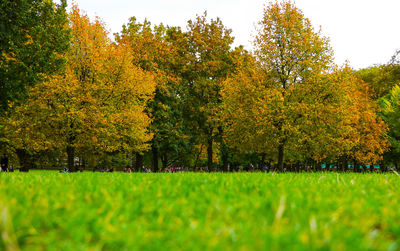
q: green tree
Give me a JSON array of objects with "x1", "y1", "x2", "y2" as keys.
[
  {"x1": 182, "y1": 12, "x2": 235, "y2": 171},
  {"x1": 380, "y1": 84, "x2": 400, "y2": 167},
  {"x1": 357, "y1": 50, "x2": 400, "y2": 100},
  {"x1": 357, "y1": 65, "x2": 400, "y2": 99},
  {"x1": 0, "y1": 0, "x2": 70, "y2": 112}
]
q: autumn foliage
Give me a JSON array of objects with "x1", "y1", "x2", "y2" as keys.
[
  {"x1": 220, "y1": 1, "x2": 389, "y2": 170},
  {"x1": 5, "y1": 6, "x2": 156, "y2": 170},
  {"x1": 0, "y1": 1, "x2": 391, "y2": 171}
]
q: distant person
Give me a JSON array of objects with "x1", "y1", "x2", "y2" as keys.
[
  {"x1": 9, "y1": 165, "x2": 14, "y2": 172},
  {"x1": 1, "y1": 154, "x2": 9, "y2": 172}
]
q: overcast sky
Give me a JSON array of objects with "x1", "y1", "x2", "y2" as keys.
[{"x1": 67, "y1": 0, "x2": 400, "y2": 69}]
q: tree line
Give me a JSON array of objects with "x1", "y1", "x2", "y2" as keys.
[{"x1": 0, "y1": 0, "x2": 396, "y2": 172}]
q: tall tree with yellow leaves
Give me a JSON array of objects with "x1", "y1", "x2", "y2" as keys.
[
  {"x1": 116, "y1": 18, "x2": 190, "y2": 171},
  {"x1": 338, "y1": 68, "x2": 389, "y2": 169},
  {"x1": 5, "y1": 6, "x2": 156, "y2": 171},
  {"x1": 222, "y1": 1, "x2": 388, "y2": 171},
  {"x1": 253, "y1": 0, "x2": 333, "y2": 170}
]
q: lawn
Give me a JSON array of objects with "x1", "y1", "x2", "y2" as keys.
[{"x1": 0, "y1": 172, "x2": 399, "y2": 250}]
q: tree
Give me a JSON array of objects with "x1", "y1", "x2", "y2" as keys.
[
  {"x1": 221, "y1": 1, "x2": 388, "y2": 171},
  {"x1": 116, "y1": 18, "x2": 190, "y2": 171},
  {"x1": 182, "y1": 12, "x2": 235, "y2": 171},
  {"x1": 380, "y1": 84, "x2": 400, "y2": 167},
  {"x1": 0, "y1": 0, "x2": 70, "y2": 113},
  {"x1": 357, "y1": 65, "x2": 400, "y2": 100},
  {"x1": 4, "y1": 6, "x2": 156, "y2": 171},
  {"x1": 329, "y1": 67, "x2": 389, "y2": 168},
  {"x1": 252, "y1": 0, "x2": 334, "y2": 170},
  {"x1": 222, "y1": 62, "x2": 389, "y2": 171}
]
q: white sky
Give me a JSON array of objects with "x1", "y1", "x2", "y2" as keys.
[{"x1": 67, "y1": 0, "x2": 400, "y2": 69}]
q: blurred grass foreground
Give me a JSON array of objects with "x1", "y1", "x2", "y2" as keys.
[{"x1": 1, "y1": 171, "x2": 400, "y2": 250}]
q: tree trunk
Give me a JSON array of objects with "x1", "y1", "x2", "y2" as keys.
[
  {"x1": 131, "y1": 153, "x2": 135, "y2": 170},
  {"x1": 193, "y1": 144, "x2": 203, "y2": 170},
  {"x1": 207, "y1": 137, "x2": 213, "y2": 171},
  {"x1": 381, "y1": 161, "x2": 386, "y2": 172},
  {"x1": 66, "y1": 145, "x2": 75, "y2": 172},
  {"x1": 135, "y1": 153, "x2": 144, "y2": 172},
  {"x1": 218, "y1": 127, "x2": 229, "y2": 172},
  {"x1": 16, "y1": 148, "x2": 31, "y2": 172},
  {"x1": 316, "y1": 161, "x2": 322, "y2": 172},
  {"x1": 342, "y1": 157, "x2": 348, "y2": 172},
  {"x1": 161, "y1": 153, "x2": 168, "y2": 171},
  {"x1": 296, "y1": 162, "x2": 300, "y2": 172},
  {"x1": 259, "y1": 153, "x2": 266, "y2": 171},
  {"x1": 221, "y1": 145, "x2": 229, "y2": 172},
  {"x1": 353, "y1": 159, "x2": 359, "y2": 173},
  {"x1": 277, "y1": 143, "x2": 284, "y2": 172},
  {"x1": 152, "y1": 143, "x2": 159, "y2": 172}
]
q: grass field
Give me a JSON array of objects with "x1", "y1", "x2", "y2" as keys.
[{"x1": 1, "y1": 172, "x2": 400, "y2": 250}]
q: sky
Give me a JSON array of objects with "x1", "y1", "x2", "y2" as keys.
[{"x1": 67, "y1": 0, "x2": 400, "y2": 69}]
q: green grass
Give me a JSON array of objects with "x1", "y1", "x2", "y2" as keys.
[{"x1": 1, "y1": 172, "x2": 400, "y2": 250}]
